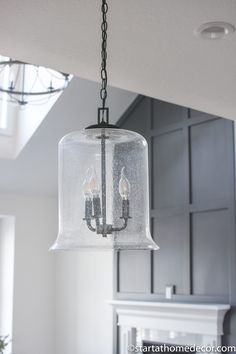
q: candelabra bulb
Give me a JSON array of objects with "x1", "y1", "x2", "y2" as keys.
[
  {"x1": 89, "y1": 166, "x2": 100, "y2": 197},
  {"x1": 119, "y1": 167, "x2": 130, "y2": 199},
  {"x1": 83, "y1": 168, "x2": 92, "y2": 199}
]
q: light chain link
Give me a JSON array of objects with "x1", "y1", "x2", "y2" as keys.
[{"x1": 100, "y1": 0, "x2": 108, "y2": 117}]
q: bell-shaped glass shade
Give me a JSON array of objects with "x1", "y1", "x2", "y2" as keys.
[{"x1": 50, "y1": 128, "x2": 159, "y2": 250}]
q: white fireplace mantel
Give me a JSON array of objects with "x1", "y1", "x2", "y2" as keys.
[
  {"x1": 109, "y1": 300, "x2": 230, "y2": 336},
  {"x1": 109, "y1": 300, "x2": 230, "y2": 351}
]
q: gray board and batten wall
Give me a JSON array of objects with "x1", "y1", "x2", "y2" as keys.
[{"x1": 114, "y1": 95, "x2": 236, "y2": 345}]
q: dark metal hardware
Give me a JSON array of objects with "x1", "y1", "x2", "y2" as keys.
[{"x1": 83, "y1": 0, "x2": 131, "y2": 237}]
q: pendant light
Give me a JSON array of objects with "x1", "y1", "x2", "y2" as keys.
[{"x1": 50, "y1": 0, "x2": 159, "y2": 251}]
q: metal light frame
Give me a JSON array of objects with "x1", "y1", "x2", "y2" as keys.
[{"x1": 0, "y1": 59, "x2": 70, "y2": 106}]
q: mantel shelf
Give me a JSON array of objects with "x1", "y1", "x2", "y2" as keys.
[
  {"x1": 108, "y1": 300, "x2": 230, "y2": 337},
  {"x1": 109, "y1": 300, "x2": 230, "y2": 312}
]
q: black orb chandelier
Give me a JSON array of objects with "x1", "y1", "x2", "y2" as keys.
[{"x1": 0, "y1": 58, "x2": 70, "y2": 106}]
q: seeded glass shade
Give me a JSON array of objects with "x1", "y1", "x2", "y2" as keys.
[{"x1": 50, "y1": 128, "x2": 159, "y2": 250}]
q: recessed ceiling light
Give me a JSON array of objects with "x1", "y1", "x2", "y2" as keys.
[{"x1": 195, "y1": 22, "x2": 235, "y2": 40}]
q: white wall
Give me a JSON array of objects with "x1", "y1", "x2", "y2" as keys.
[
  {"x1": 55, "y1": 251, "x2": 114, "y2": 354},
  {"x1": 0, "y1": 216, "x2": 15, "y2": 354},
  {"x1": 0, "y1": 194, "x2": 114, "y2": 354},
  {"x1": 0, "y1": 193, "x2": 57, "y2": 354}
]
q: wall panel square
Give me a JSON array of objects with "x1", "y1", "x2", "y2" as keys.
[
  {"x1": 153, "y1": 130, "x2": 186, "y2": 209},
  {"x1": 152, "y1": 100, "x2": 187, "y2": 129},
  {"x1": 192, "y1": 210, "x2": 230, "y2": 297},
  {"x1": 153, "y1": 214, "x2": 189, "y2": 295},
  {"x1": 190, "y1": 119, "x2": 233, "y2": 203},
  {"x1": 118, "y1": 251, "x2": 151, "y2": 293},
  {"x1": 122, "y1": 98, "x2": 150, "y2": 135}
]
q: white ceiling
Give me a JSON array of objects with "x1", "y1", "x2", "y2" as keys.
[
  {"x1": 0, "y1": 0, "x2": 235, "y2": 120},
  {"x1": 0, "y1": 78, "x2": 136, "y2": 196},
  {"x1": 0, "y1": 0, "x2": 236, "y2": 196}
]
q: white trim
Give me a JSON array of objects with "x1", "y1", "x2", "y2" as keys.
[
  {"x1": 109, "y1": 300, "x2": 230, "y2": 351},
  {"x1": 109, "y1": 300, "x2": 230, "y2": 312}
]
